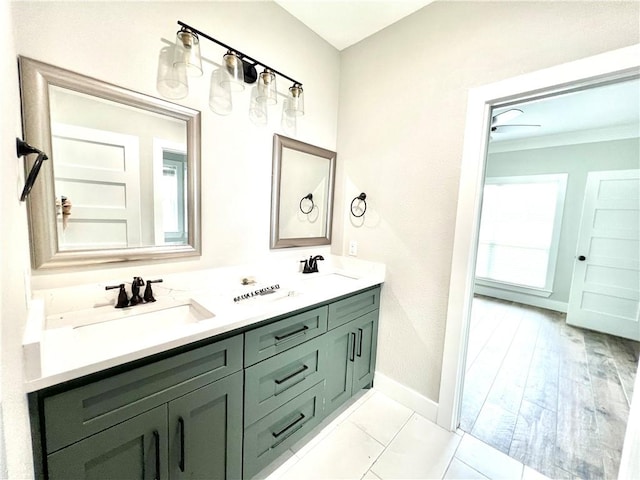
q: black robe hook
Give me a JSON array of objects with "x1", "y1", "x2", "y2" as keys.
[{"x1": 16, "y1": 138, "x2": 48, "y2": 202}]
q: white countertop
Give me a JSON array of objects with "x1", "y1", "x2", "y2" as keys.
[{"x1": 23, "y1": 255, "x2": 385, "y2": 392}]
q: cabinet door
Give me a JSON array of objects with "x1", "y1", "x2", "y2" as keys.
[
  {"x1": 324, "y1": 321, "x2": 355, "y2": 415},
  {"x1": 168, "y1": 371, "x2": 243, "y2": 480},
  {"x1": 47, "y1": 406, "x2": 168, "y2": 480},
  {"x1": 352, "y1": 310, "x2": 379, "y2": 391}
]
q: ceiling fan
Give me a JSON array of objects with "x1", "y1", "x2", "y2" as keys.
[{"x1": 491, "y1": 108, "x2": 541, "y2": 133}]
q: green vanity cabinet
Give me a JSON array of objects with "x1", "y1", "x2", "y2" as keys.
[
  {"x1": 35, "y1": 334, "x2": 244, "y2": 480},
  {"x1": 324, "y1": 309, "x2": 379, "y2": 416},
  {"x1": 46, "y1": 372, "x2": 243, "y2": 480},
  {"x1": 31, "y1": 285, "x2": 382, "y2": 480}
]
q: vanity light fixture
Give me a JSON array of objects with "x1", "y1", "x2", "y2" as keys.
[
  {"x1": 158, "y1": 20, "x2": 304, "y2": 126},
  {"x1": 173, "y1": 27, "x2": 203, "y2": 77}
]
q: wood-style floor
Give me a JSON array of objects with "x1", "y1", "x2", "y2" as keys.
[{"x1": 460, "y1": 296, "x2": 640, "y2": 479}]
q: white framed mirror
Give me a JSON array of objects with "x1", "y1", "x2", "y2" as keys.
[
  {"x1": 270, "y1": 134, "x2": 336, "y2": 248},
  {"x1": 18, "y1": 56, "x2": 201, "y2": 269}
]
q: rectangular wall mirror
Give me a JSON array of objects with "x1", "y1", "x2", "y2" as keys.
[
  {"x1": 18, "y1": 56, "x2": 201, "y2": 269},
  {"x1": 270, "y1": 134, "x2": 336, "y2": 248}
]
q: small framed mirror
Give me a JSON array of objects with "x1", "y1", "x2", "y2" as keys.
[
  {"x1": 270, "y1": 134, "x2": 336, "y2": 248},
  {"x1": 18, "y1": 57, "x2": 201, "y2": 269}
]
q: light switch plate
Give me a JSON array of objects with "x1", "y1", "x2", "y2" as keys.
[{"x1": 348, "y1": 240, "x2": 358, "y2": 256}]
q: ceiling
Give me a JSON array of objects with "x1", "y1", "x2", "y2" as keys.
[
  {"x1": 490, "y1": 78, "x2": 640, "y2": 144},
  {"x1": 273, "y1": 1, "x2": 639, "y2": 144},
  {"x1": 274, "y1": 0, "x2": 434, "y2": 51}
]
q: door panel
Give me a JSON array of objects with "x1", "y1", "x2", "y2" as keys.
[
  {"x1": 567, "y1": 169, "x2": 640, "y2": 340},
  {"x1": 47, "y1": 406, "x2": 167, "y2": 480},
  {"x1": 168, "y1": 371, "x2": 243, "y2": 480},
  {"x1": 324, "y1": 321, "x2": 355, "y2": 414},
  {"x1": 52, "y1": 123, "x2": 142, "y2": 249},
  {"x1": 352, "y1": 311, "x2": 379, "y2": 391}
]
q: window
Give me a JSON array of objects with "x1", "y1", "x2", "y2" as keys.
[
  {"x1": 475, "y1": 173, "x2": 567, "y2": 295},
  {"x1": 162, "y1": 150, "x2": 187, "y2": 244}
]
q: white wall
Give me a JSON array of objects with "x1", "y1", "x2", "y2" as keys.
[
  {"x1": 2, "y1": 0, "x2": 33, "y2": 476},
  {"x1": 5, "y1": 2, "x2": 340, "y2": 476},
  {"x1": 480, "y1": 137, "x2": 639, "y2": 308},
  {"x1": 335, "y1": 1, "x2": 640, "y2": 402}
]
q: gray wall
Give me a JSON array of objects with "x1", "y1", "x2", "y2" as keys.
[{"x1": 484, "y1": 137, "x2": 640, "y2": 306}]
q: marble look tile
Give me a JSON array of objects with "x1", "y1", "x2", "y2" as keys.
[
  {"x1": 443, "y1": 458, "x2": 488, "y2": 479},
  {"x1": 371, "y1": 413, "x2": 461, "y2": 479},
  {"x1": 278, "y1": 421, "x2": 384, "y2": 480},
  {"x1": 347, "y1": 391, "x2": 413, "y2": 446},
  {"x1": 455, "y1": 434, "x2": 524, "y2": 480}
]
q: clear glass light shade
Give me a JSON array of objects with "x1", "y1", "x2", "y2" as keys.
[
  {"x1": 156, "y1": 46, "x2": 188, "y2": 99},
  {"x1": 221, "y1": 51, "x2": 245, "y2": 92},
  {"x1": 285, "y1": 84, "x2": 304, "y2": 116},
  {"x1": 281, "y1": 98, "x2": 297, "y2": 136},
  {"x1": 173, "y1": 29, "x2": 203, "y2": 77},
  {"x1": 249, "y1": 86, "x2": 268, "y2": 126},
  {"x1": 257, "y1": 70, "x2": 277, "y2": 105},
  {"x1": 209, "y1": 69, "x2": 232, "y2": 116}
]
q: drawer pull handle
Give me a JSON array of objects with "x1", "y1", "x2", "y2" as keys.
[
  {"x1": 350, "y1": 332, "x2": 356, "y2": 362},
  {"x1": 153, "y1": 430, "x2": 161, "y2": 480},
  {"x1": 357, "y1": 328, "x2": 363, "y2": 357},
  {"x1": 275, "y1": 365, "x2": 309, "y2": 385},
  {"x1": 275, "y1": 325, "x2": 309, "y2": 342},
  {"x1": 272, "y1": 413, "x2": 306, "y2": 439},
  {"x1": 178, "y1": 417, "x2": 185, "y2": 472}
]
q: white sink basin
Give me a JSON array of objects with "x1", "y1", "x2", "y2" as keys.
[
  {"x1": 298, "y1": 272, "x2": 360, "y2": 291},
  {"x1": 72, "y1": 299, "x2": 214, "y2": 343}
]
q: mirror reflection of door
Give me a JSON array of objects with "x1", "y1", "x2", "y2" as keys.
[
  {"x1": 49, "y1": 83, "x2": 189, "y2": 250},
  {"x1": 52, "y1": 123, "x2": 141, "y2": 249}
]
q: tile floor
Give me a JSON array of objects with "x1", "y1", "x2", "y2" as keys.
[{"x1": 255, "y1": 389, "x2": 550, "y2": 480}]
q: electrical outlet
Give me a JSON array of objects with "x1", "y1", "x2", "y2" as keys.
[{"x1": 348, "y1": 240, "x2": 358, "y2": 256}]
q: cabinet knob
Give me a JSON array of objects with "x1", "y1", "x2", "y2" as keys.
[{"x1": 578, "y1": 255, "x2": 586, "y2": 261}]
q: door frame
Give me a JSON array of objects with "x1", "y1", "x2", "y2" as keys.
[{"x1": 436, "y1": 43, "x2": 640, "y2": 431}]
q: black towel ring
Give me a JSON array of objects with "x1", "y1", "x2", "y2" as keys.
[
  {"x1": 299, "y1": 193, "x2": 314, "y2": 214},
  {"x1": 350, "y1": 192, "x2": 367, "y2": 218}
]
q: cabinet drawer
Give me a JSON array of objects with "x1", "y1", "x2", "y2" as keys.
[
  {"x1": 44, "y1": 334, "x2": 243, "y2": 453},
  {"x1": 245, "y1": 336, "x2": 325, "y2": 425},
  {"x1": 244, "y1": 306, "x2": 328, "y2": 366},
  {"x1": 328, "y1": 287, "x2": 380, "y2": 330},
  {"x1": 243, "y1": 381, "x2": 324, "y2": 480}
]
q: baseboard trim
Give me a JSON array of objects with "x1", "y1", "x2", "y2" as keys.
[
  {"x1": 474, "y1": 285, "x2": 568, "y2": 313},
  {"x1": 374, "y1": 372, "x2": 438, "y2": 423}
]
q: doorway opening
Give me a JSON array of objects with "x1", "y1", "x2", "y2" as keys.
[{"x1": 438, "y1": 44, "x2": 640, "y2": 479}]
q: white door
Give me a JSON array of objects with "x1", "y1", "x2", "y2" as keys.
[
  {"x1": 567, "y1": 169, "x2": 640, "y2": 341},
  {"x1": 52, "y1": 123, "x2": 142, "y2": 249}
]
